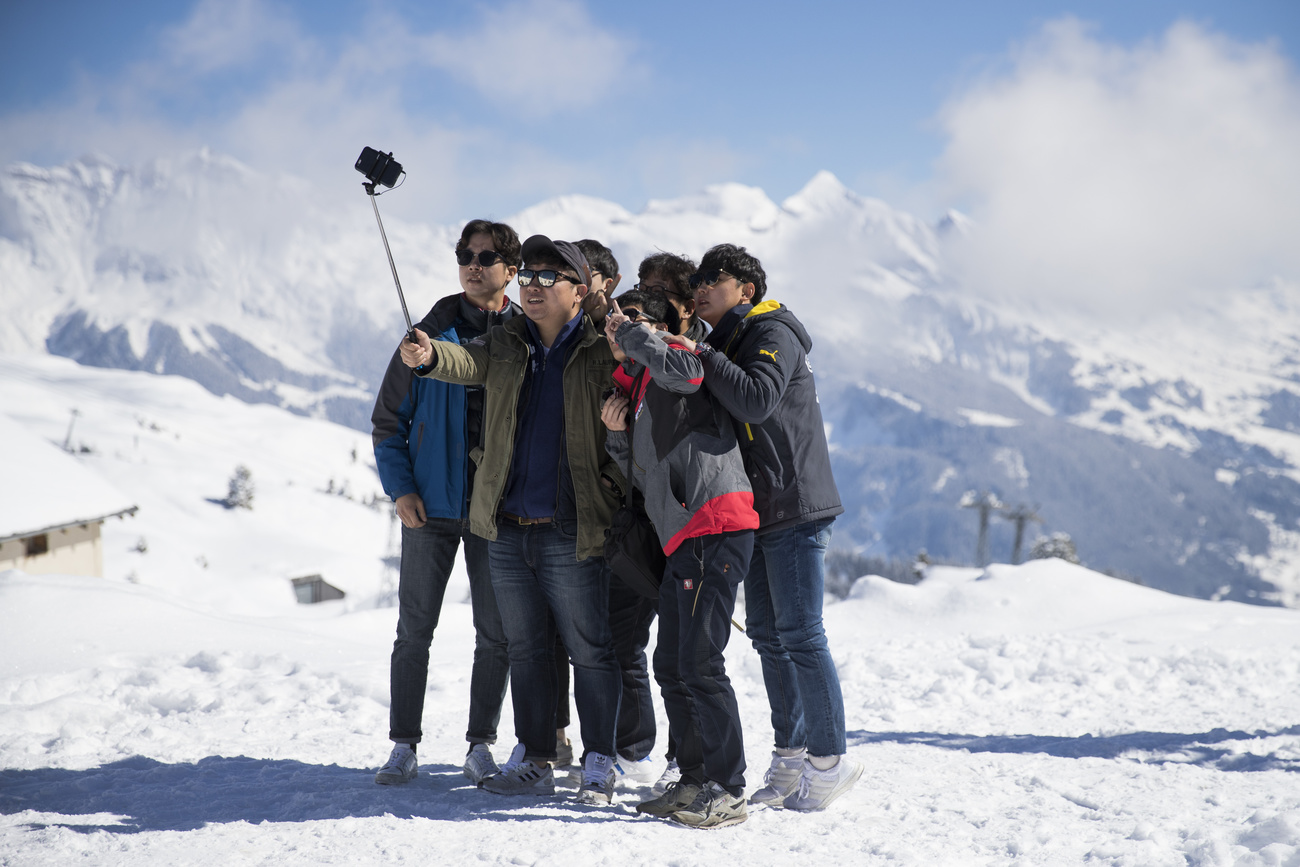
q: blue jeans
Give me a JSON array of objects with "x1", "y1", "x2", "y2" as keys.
[
  {"x1": 490, "y1": 520, "x2": 621, "y2": 764},
  {"x1": 390, "y1": 518, "x2": 509, "y2": 746},
  {"x1": 745, "y1": 518, "x2": 846, "y2": 757}
]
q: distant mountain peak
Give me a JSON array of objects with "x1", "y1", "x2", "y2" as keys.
[
  {"x1": 782, "y1": 170, "x2": 854, "y2": 216},
  {"x1": 936, "y1": 209, "x2": 974, "y2": 236}
]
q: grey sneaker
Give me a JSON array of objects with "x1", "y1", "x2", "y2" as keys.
[
  {"x1": 374, "y1": 744, "x2": 417, "y2": 785},
  {"x1": 574, "y1": 751, "x2": 616, "y2": 805},
  {"x1": 782, "y1": 757, "x2": 863, "y2": 812},
  {"x1": 672, "y1": 781, "x2": 748, "y2": 829},
  {"x1": 463, "y1": 743, "x2": 498, "y2": 784},
  {"x1": 748, "y1": 749, "x2": 805, "y2": 806},
  {"x1": 636, "y1": 780, "x2": 702, "y2": 817},
  {"x1": 652, "y1": 758, "x2": 681, "y2": 795},
  {"x1": 481, "y1": 743, "x2": 555, "y2": 796},
  {"x1": 554, "y1": 736, "x2": 574, "y2": 767}
]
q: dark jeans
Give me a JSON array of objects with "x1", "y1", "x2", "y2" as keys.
[
  {"x1": 390, "y1": 518, "x2": 508, "y2": 746},
  {"x1": 654, "y1": 532, "x2": 752, "y2": 795},
  {"x1": 490, "y1": 520, "x2": 621, "y2": 764},
  {"x1": 745, "y1": 518, "x2": 846, "y2": 757},
  {"x1": 608, "y1": 572, "x2": 658, "y2": 761},
  {"x1": 553, "y1": 632, "x2": 570, "y2": 730}
]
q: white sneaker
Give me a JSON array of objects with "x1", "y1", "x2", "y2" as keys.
[
  {"x1": 652, "y1": 758, "x2": 681, "y2": 795},
  {"x1": 481, "y1": 743, "x2": 554, "y2": 796},
  {"x1": 782, "y1": 756, "x2": 863, "y2": 811},
  {"x1": 574, "y1": 751, "x2": 616, "y2": 805},
  {"x1": 374, "y1": 743, "x2": 417, "y2": 785},
  {"x1": 748, "y1": 749, "x2": 806, "y2": 806},
  {"x1": 614, "y1": 756, "x2": 657, "y2": 785},
  {"x1": 463, "y1": 743, "x2": 498, "y2": 784}
]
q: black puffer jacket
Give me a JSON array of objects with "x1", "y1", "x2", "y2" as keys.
[{"x1": 700, "y1": 300, "x2": 843, "y2": 534}]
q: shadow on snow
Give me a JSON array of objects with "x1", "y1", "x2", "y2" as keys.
[
  {"x1": 849, "y1": 725, "x2": 1300, "y2": 772},
  {"x1": 0, "y1": 757, "x2": 638, "y2": 834}
]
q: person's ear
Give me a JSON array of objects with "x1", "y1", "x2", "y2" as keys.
[{"x1": 740, "y1": 282, "x2": 755, "y2": 301}]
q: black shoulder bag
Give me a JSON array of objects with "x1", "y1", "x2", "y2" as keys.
[{"x1": 603, "y1": 368, "x2": 666, "y2": 599}]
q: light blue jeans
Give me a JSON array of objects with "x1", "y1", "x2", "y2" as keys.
[{"x1": 744, "y1": 518, "x2": 846, "y2": 757}]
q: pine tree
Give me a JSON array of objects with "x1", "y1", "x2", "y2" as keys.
[
  {"x1": 1029, "y1": 532, "x2": 1079, "y2": 564},
  {"x1": 225, "y1": 465, "x2": 255, "y2": 510}
]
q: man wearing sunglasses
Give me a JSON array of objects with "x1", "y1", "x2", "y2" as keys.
[
  {"x1": 665, "y1": 243, "x2": 859, "y2": 813},
  {"x1": 371, "y1": 219, "x2": 522, "y2": 788},
  {"x1": 635, "y1": 252, "x2": 708, "y2": 342},
  {"x1": 400, "y1": 234, "x2": 625, "y2": 806}
]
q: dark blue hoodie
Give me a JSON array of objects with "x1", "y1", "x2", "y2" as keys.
[{"x1": 700, "y1": 300, "x2": 844, "y2": 533}]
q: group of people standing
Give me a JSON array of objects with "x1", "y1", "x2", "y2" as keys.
[{"x1": 369, "y1": 218, "x2": 859, "y2": 829}]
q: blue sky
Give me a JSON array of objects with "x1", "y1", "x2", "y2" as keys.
[{"x1": 1, "y1": 0, "x2": 1298, "y2": 302}]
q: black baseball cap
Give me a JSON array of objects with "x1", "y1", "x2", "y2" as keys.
[{"x1": 520, "y1": 235, "x2": 592, "y2": 287}]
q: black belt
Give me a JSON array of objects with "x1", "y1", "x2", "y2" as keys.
[{"x1": 499, "y1": 511, "x2": 553, "y2": 525}]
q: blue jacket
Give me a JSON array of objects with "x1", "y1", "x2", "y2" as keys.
[{"x1": 371, "y1": 293, "x2": 521, "y2": 518}]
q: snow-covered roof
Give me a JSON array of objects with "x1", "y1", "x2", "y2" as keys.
[{"x1": 0, "y1": 413, "x2": 137, "y2": 542}]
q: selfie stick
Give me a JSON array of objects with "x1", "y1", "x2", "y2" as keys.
[{"x1": 363, "y1": 181, "x2": 415, "y2": 341}]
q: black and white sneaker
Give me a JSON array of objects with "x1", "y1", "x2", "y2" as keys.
[{"x1": 480, "y1": 743, "x2": 555, "y2": 795}]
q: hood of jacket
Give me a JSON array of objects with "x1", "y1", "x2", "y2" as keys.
[{"x1": 712, "y1": 300, "x2": 813, "y2": 356}]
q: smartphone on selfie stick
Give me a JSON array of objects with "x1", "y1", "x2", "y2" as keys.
[{"x1": 354, "y1": 146, "x2": 416, "y2": 343}]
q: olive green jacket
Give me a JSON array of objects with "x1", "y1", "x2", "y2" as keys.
[{"x1": 419, "y1": 313, "x2": 625, "y2": 560}]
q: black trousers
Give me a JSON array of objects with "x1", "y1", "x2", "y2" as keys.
[{"x1": 653, "y1": 531, "x2": 753, "y2": 795}]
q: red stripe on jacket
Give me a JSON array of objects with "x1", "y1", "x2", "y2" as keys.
[{"x1": 663, "y1": 490, "x2": 760, "y2": 555}]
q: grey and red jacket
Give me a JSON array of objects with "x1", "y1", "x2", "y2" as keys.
[
  {"x1": 604, "y1": 321, "x2": 759, "y2": 556},
  {"x1": 699, "y1": 300, "x2": 843, "y2": 534}
]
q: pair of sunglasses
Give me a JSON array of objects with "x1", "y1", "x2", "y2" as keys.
[
  {"x1": 518, "y1": 269, "x2": 582, "y2": 288},
  {"x1": 633, "y1": 281, "x2": 688, "y2": 300},
  {"x1": 687, "y1": 269, "x2": 735, "y2": 290},
  {"x1": 456, "y1": 249, "x2": 507, "y2": 268},
  {"x1": 617, "y1": 307, "x2": 660, "y2": 325}
]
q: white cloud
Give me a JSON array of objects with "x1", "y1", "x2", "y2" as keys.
[
  {"x1": 938, "y1": 18, "x2": 1300, "y2": 320},
  {"x1": 0, "y1": 0, "x2": 647, "y2": 223},
  {"x1": 421, "y1": 0, "x2": 639, "y2": 116},
  {"x1": 158, "y1": 0, "x2": 306, "y2": 74}
]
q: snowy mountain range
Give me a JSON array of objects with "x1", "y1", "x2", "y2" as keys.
[{"x1": 4, "y1": 151, "x2": 1299, "y2": 605}]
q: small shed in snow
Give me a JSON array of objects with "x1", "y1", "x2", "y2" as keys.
[{"x1": 0, "y1": 414, "x2": 137, "y2": 577}]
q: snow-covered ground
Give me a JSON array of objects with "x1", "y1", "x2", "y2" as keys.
[{"x1": 3, "y1": 353, "x2": 1300, "y2": 866}]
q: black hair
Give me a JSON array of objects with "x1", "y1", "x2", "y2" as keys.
[
  {"x1": 699, "y1": 243, "x2": 767, "y2": 304},
  {"x1": 637, "y1": 252, "x2": 696, "y2": 299},
  {"x1": 613, "y1": 289, "x2": 681, "y2": 335},
  {"x1": 457, "y1": 219, "x2": 522, "y2": 267},
  {"x1": 575, "y1": 239, "x2": 619, "y2": 279}
]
